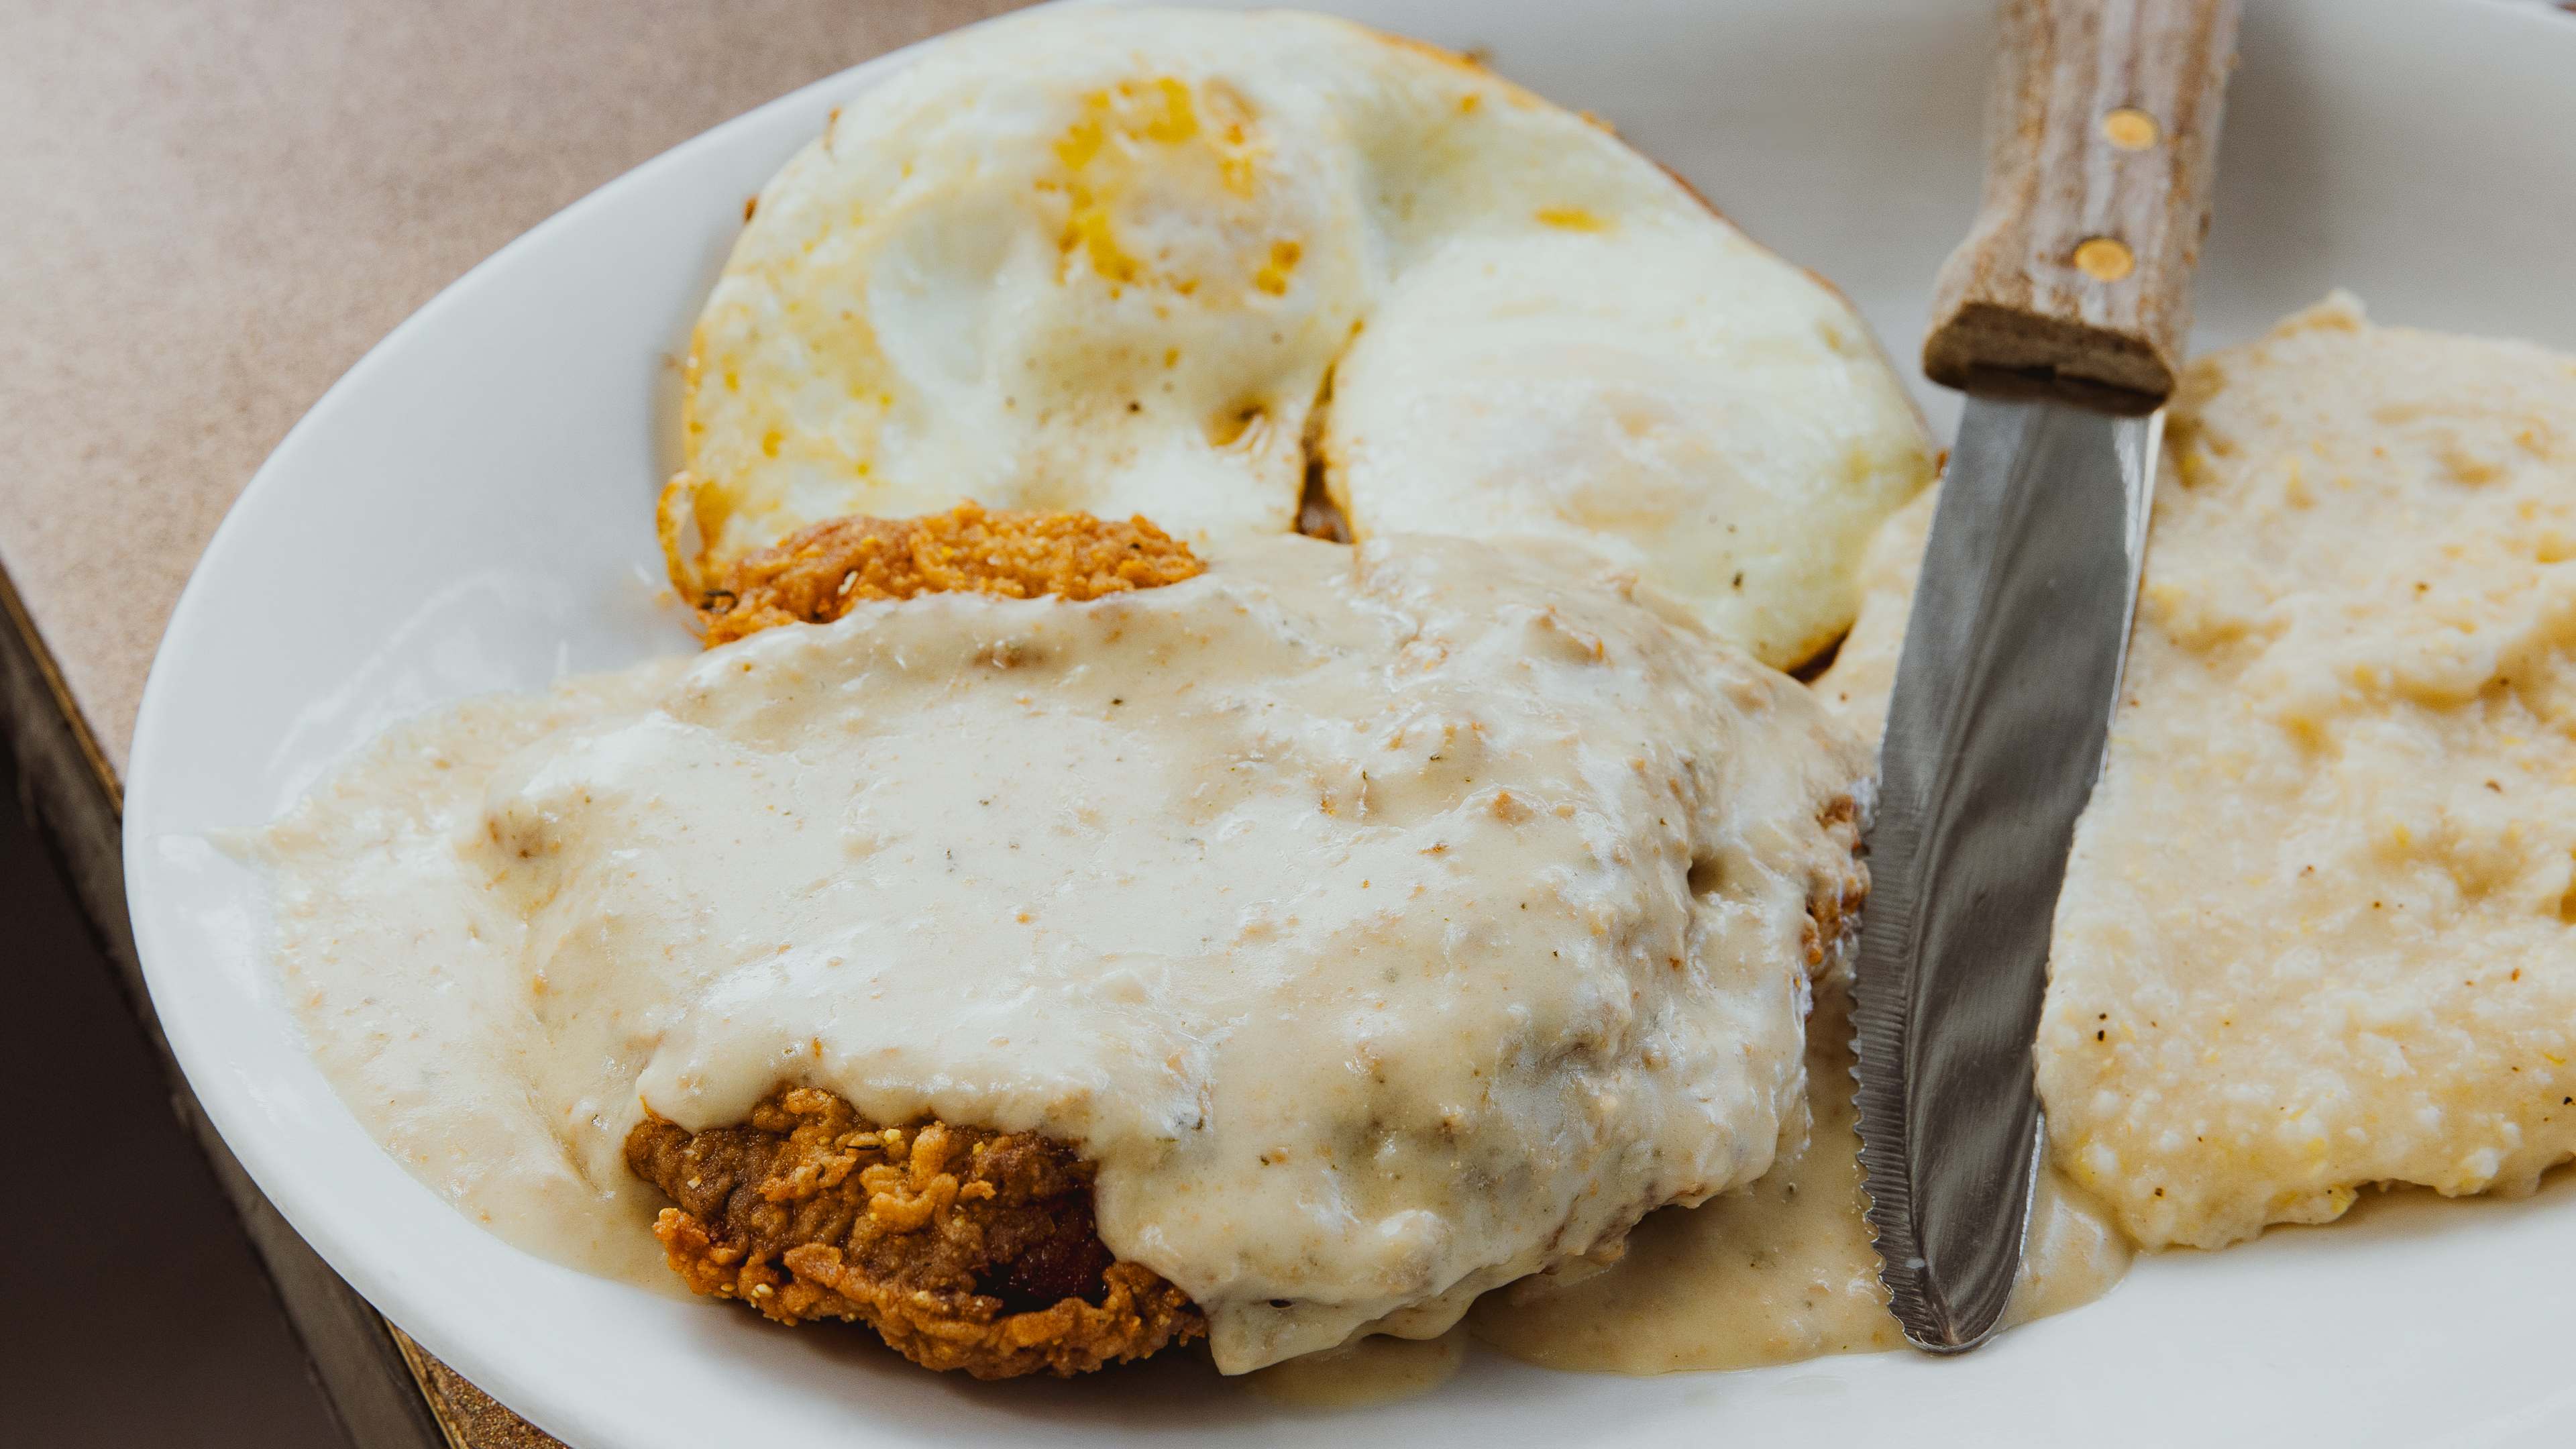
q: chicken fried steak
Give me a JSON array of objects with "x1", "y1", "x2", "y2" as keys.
[{"x1": 262, "y1": 517, "x2": 1868, "y2": 1379}]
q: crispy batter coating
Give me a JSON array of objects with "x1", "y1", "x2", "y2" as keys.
[
  {"x1": 625, "y1": 1087, "x2": 1204, "y2": 1379},
  {"x1": 696, "y1": 502, "x2": 1204, "y2": 647},
  {"x1": 1803, "y1": 794, "x2": 1868, "y2": 971}
]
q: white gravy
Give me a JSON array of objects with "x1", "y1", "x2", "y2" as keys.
[
  {"x1": 242, "y1": 533, "x2": 1869, "y2": 1375},
  {"x1": 1244, "y1": 1327, "x2": 1470, "y2": 1409}
]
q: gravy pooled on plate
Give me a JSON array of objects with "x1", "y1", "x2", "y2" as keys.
[{"x1": 246, "y1": 531, "x2": 1867, "y2": 1373}]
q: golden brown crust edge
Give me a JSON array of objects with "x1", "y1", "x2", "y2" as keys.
[
  {"x1": 625, "y1": 1088, "x2": 1205, "y2": 1379},
  {"x1": 690, "y1": 501, "x2": 1205, "y2": 647}
]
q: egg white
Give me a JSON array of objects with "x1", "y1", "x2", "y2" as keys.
[{"x1": 670, "y1": 6, "x2": 1934, "y2": 667}]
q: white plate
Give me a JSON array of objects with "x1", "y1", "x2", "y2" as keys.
[{"x1": 124, "y1": 2, "x2": 2576, "y2": 1444}]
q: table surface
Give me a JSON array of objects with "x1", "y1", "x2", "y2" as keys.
[
  {"x1": 0, "y1": 3, "x2": 1018, "y2": 1444},
  {"x1": 1, "y1": 0, "x2": 1019, "y2": 778}
]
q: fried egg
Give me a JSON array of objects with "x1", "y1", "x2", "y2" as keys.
[{"x1": 667, "y1": 7, "x2": 1933, "y2": 669}]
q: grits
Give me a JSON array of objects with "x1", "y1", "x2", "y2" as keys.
[{"x1": 1822, "y1": 296, "x2": 2576, "y2": 1248}]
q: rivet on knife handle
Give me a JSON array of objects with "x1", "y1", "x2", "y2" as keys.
[{"x1": 1922, "y1": 0, "x2": 2240, "y2": 414}]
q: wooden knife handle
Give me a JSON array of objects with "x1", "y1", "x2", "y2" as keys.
[{"x1": 1923, "y1": 0, "x2": 2239, "y2": 414}]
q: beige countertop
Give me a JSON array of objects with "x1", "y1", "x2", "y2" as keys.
[{"x1": 1, "y1": 0, "x2": 1019, "y2": 777}]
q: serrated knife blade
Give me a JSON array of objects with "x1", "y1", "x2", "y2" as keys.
[{"x1": 1850, "y1": 399, "x2": 2157, "y2": 1350}]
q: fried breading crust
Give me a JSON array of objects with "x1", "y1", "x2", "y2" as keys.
[
  {"x1": 696, "y1": 502, "x2": 1205, "y2": 646},
  {"x1": 1803, "y1": 794, "x2": 1868, "y2": 971},
  {"x1": 625, "y1": 1087, "x2": 1204, "y2": 1379}
]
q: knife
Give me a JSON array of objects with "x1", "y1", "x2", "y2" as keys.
[{"x1": 1851, "y1": 0, "x2": 2239, "y2": 1352}]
